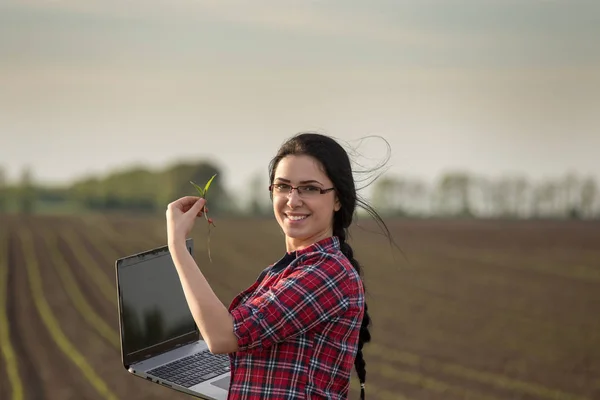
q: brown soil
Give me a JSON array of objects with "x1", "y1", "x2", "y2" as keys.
[{"x1": 1, "y1": 214, "x2": 599, "y2": 400}]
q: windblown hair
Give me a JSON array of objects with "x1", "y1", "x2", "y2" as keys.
[{"x1": 268, "y1": 132, "x2": 395, "y2": 399}]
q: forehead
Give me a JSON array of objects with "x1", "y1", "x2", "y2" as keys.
[{"x1": 274, "y1": 155, "x2": 330, "y2": 182}]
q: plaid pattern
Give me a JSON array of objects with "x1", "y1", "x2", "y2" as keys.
[{"x1": 227, "y1": 236, "x2": 364, "y2": 399}]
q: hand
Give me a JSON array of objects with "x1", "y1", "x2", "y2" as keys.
[{"x1": 166, "y1": 196, "x2": 206, "y2": 247}]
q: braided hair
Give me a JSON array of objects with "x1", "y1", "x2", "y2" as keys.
[
  {"x1": 269, "y1": 132, "x2": 394, "y2": 399},
  {"x1": 335, "y1": 226, "x2": 371, "y2": 399}
]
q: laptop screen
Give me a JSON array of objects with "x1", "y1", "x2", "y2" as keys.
[{"x1": 117, "y1": 241, "x2": 197, "y2": 363}]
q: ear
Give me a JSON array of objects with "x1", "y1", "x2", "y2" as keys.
[{"x1": 334, "y1": 196, "x2": 341, "y2": 212}]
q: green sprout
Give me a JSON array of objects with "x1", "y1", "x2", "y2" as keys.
[{"x1": 190, "y1": 174, "x2": 217, "y2": 262}]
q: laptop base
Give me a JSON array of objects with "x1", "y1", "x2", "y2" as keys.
[{"x1": 127, "y1": 340, "x2": 230, "y2": 400}]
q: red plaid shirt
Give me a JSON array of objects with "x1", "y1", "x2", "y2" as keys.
[{"x1": 227, "y1": 236, "x2": 364, "y2": 399}]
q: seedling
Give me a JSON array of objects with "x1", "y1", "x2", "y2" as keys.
[{"x1": 190, "y1": 174, "x2": 217, "y2": 262}]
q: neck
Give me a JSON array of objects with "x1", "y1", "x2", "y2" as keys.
[{"x1": 285, "y1": 230, "x2": 332, "y2": 252}]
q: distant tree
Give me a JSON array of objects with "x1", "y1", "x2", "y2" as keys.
[
  {"x1": 371, "y1": 175, "x2": 401, "y2": 216},
  {"x1": 530, "y1": 182, "x2": 544, "y2": 218},
  {"x1": 489, "y1": 178, "x2": 507, "y2": 217},
  {"x1": 436, "y1": 171, "x2": 473, "y2": 217},
  {"x1": 247, "y1": 170, "x2": 270, "y2": 216},
  {"x1": 0, "y1": 166, "x2": 6, "y2": 212},
  {"x1": 563, "y1": 172, "x2": 579, "y2": 206},
  {"x1": 404, "y1": 179, "x2": 429, "y2": 216},
  {"x1": 560, "y1": 172, "x2": 582, "y2": 218},
  {"x1": 473, "y1": 176, "x2": 492, "y2": 217},
  {"x1": 388, "y1": 177, "x2": 410, "y2": 216},
  {"x1": 512, "y1": 176, "x2": 529, "y2": 217},
  {"x1": 535, "y1": 180, "x2": 561, "y2": 218},
  {"x1": 488, "y1": 175, "x2": 529, "y2": 218},
  {"x1": 394, "y1": 179, "x2": 416, "y2": 216},
  {"x1": 17, "y1": 166, "x2": 36, "y2": 215},
  {"x1": 580, "y1": 177, "x2": 598, "y2": 219},
  {"x1": 69, "y1": 176, "x2": 105, "y2": 210},
  {"x1": 103, "y1": 166, "x2": 158, "y2": 211}
]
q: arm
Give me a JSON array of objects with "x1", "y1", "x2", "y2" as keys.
[
  {"x1": 169, "y1": 240, "x2": 239, "y2": 354},
  {"x1": 230, "y1": 254, "x2": 351, "y2": 354}
]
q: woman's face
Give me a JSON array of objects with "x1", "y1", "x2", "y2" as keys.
[{"x1": 271, "y1": 155, "x2": 340, "y2": 252}]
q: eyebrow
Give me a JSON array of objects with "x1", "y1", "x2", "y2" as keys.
[{"x1": 274, "y1": 178, "x2": 323, "y2": 186}]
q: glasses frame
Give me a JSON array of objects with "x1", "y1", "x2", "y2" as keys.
[{"x1": 268, "y1": 183, "x2": 335, "y2": 197}]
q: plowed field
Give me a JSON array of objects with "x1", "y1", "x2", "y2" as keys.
[{"x1": 1, "y1": 214, "x2": 599, "y2": 400}]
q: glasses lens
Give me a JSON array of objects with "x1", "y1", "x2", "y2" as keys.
[
  {"x1": 273, "y1": 184, "x2": 291, "y2": 194},
  {"x1": 298, "y1": 186, "x2": 319, "y2": 196}
]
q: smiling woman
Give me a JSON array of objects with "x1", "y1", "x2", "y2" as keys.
[{"x1": 165, "y1": 132, "x2": 396, "y2": 399}]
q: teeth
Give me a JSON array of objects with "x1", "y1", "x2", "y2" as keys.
[{"x1": 288, "y1": 215, "x2": 307, "y2": 221}]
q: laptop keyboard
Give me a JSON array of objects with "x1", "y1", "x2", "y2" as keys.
[{"x1": 147, "y1": 350, "x2": 231, "y2": 388}]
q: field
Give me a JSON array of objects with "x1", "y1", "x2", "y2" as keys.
[{"x1": 1, "y1": 213, "x2": 600, "y2": 400}]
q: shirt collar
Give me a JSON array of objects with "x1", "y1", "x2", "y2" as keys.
[{"x1": 292, "y1": 235, "x2": 340, "y2": 257}]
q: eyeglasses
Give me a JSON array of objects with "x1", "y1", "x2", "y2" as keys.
[{"x1": 269, "y1": 183, "x2": 335, "y2": 197}]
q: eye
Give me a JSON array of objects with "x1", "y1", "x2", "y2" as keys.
[
  {"x1": 301, "y1": 186, "x2": 320, "y2": 192},
  {"x1": 274, "y1": 183, "x2": 291, "y2": 191}
]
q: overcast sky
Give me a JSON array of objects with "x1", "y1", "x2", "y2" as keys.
[{"x1": 1, "y1": 0, "x2": 599, "y2": 196}]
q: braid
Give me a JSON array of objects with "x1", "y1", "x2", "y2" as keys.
[{"x1": 334, "y1": 226, "x2": 371, "y2": 400}]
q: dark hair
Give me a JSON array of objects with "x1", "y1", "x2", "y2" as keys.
[{"x1": 268, "y1": 132, "x2": 396, "y2": 399}]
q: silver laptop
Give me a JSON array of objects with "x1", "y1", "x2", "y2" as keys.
[{"x1": 115, "y1": 238, "x2": 230, "y2": 400}]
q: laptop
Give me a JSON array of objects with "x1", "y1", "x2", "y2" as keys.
[{"x1": 115, "y1": 238, "x2": 231, "y2": 400}]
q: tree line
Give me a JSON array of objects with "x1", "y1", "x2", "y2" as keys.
[
  {"x1": 370, "y1": 171, "x2": 599, "y2": 219},
  {"x1": 0, "y1": 164, "x2": 598, "y2": 220},
  {"x1": 0, "y1": 161, "x2": 232, "y2": 216}
]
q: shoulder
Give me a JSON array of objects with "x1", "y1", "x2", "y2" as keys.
[{"x1": 290, "y1": 237, "x2": 363, "y2": 294}]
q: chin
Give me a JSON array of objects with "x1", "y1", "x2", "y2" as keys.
[
  {"x1": 282, "y1": 225, "x2": 314, "y2": 241},
  {"x1": 282, "y1": 226, "x2": 307, "y2": 238}
]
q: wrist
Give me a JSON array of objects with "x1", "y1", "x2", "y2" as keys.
[{"x1": 168, "y1": 236, "x2": 188, "y2": 253}]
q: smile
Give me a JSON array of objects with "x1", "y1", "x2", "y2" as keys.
[{"x1": 286, "y1": 214, "x2": 309, "y2": 221}]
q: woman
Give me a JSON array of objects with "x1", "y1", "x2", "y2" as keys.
[{"x1": 166, "y1": 133, "x2": 392, "y2": 399}]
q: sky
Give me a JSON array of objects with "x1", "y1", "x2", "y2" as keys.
[{"x1": 1, "y1": 0, "x2": 599, "y2": 199}]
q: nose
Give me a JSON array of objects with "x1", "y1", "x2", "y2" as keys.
[{"x1": 286, "y1": 188, "x2": 303, "y2": 208}]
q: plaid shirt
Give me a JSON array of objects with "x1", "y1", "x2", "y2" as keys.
[{"x1": 227, "y1": 236, "x2": 364, "y2": 399}]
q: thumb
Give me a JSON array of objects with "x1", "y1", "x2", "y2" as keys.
[{"x1": 190, "y1": 198, "x2": 206, "y2": 215}]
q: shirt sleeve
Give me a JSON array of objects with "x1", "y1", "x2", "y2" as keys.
[{"x1": 230, "y1": 254, "x2": 351, "y2": 353}]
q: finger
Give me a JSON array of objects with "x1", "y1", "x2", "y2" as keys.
[
  {"x1": 168, "y1": 196, "x2": 204, "y2": 212},
  {"x1": 189, "y1": 198, "x2": 206, "y2": 216}
]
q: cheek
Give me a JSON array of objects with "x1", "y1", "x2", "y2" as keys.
[
  {"x1": 314, "y1": 204, "x2": 335, "y2": 221},
  {"x1": 273, "y1": 197, "x2": 286, "y2": 213}
]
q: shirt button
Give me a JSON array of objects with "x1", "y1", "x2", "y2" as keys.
[{"x1": 257, "y1": 312, "x2": 264, "y2": 319}]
